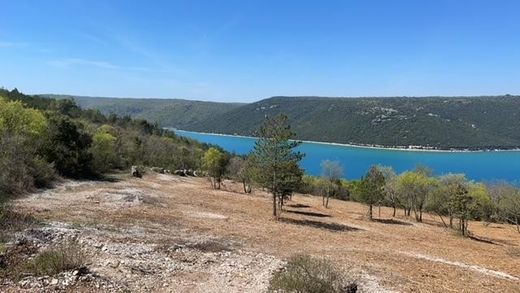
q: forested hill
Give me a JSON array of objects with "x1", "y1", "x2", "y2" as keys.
[
  {"x1": 188, "y1": 96, "x2": 520, "y2": 150},
  {"x1": 41, "y1": 95, "x2": 244, "y2": 131},
  {"x1": 41, "y1": 94, "x2": 520, "y2": 150}
]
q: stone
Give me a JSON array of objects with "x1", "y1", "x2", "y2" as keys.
[{"x1": 131, "y1": 166, "x2": 142, "y2": 178}]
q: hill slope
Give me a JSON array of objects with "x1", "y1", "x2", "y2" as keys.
[
  {"x1": 10, "y1": 173, "x2": 520, "y2": 292},
  {"x1": 41, "y1": 94, "x2": 244, "y2": 130},
  {"x1": 42, "y1": 94, "x2": 520, "y2": 149},
  {"x1": 188, "y1": 96, "x2": 520, "y2": 150}
]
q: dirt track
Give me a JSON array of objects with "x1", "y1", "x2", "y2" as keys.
[{"x1": 9, "y1": 173, "x2": 520, "y2": 292}]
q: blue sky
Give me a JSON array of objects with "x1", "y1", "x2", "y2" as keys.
[{"x1": 1, "y1": 0, "x2": 519, "y2": 102}]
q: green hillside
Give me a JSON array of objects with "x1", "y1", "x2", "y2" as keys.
[
  {"x1": 41, "y1": 94, "x2": 520, "y2": 150},
  {"x1": 188, "y1": 96, "x2": 520, "y2": 150},
  {"x1": 41, "y1": 95, "x2": 244, "y2": 130}
]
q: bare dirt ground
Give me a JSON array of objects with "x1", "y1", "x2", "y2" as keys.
[{"x1": 4, "y1": 173, "x2": 520, "y2": 292}]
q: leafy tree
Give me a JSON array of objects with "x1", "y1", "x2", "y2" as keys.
[
  {"x1": 227, "y1": 156, "x2": 253, "y2": 193},
  {"x1": 378, "y1": 166, "x2": 399, "y2": 217},
  {"x1": 43, "y1": 115, "x2": 94, "y2": 178},
  {"x1": 467, "y1": 182, "x2": 493, "y2": 221},
  {"x1": 320, "y1": 160, "x2": 343, "y2": 208},
  {"x1": 0, "y1": 98, "x2": 47, "y2": 138},
  {"x1": 0, "y1": 98, "x2": 55, "y2": 197},
  {"x1": 202, "y1": 147, "x2": 228, "y2": 189},
  {"x1": 491, "y1": 183, "x2": 520, "y2": 233},
  {"x1": 396, "y1": 170, "x2": 437, "y2": 222},
  {"x1": 250, "y1": 114, "x2": 304, "y2": 217},
  {"x1": 357, "y1": 166, "x2": 385, "y2": 220},
  {"x1": 91, "y1": 126, "x2": 117, "y2": 173},
  {"x1": 427, "y1": 174, "x2": 466, "y2": 228}
]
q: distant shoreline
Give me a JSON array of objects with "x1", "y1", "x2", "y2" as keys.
[{"x1": 171, "y1": 129, "x2": 520, "y2": 153}]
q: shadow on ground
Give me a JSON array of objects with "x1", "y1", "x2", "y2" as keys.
[
  {"x1": 284, "y1": 209, "x2": 331, "y2": 218},
  {"x1": 373, "y1": 218, "x2": 413, "y2": 226},
  {"x1": 469, "y1": 235, "x2": 499, "y2": 245},
  {"x1": 279, "y1": 217, "x2": 361, "y2": 232},
  {"x1": 286, "y1": 204, "x2": 311, "y2": 209}
]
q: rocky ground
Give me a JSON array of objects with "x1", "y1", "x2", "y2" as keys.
[{"x1": 1, "y1": 173, "x2": 520, "y2": 292}]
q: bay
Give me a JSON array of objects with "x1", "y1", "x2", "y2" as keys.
[{"x1": 174, "y1": 130, "x2": 520, "y2": 183}]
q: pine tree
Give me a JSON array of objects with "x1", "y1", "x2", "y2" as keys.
[{"x1": 250, "y1": 114, "x2": 304, "y2": 217}]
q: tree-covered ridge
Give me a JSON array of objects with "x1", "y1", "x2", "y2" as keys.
[
  {"x1": 58, "y1": 94, "x2": 520, "y2": 150},
  {"x1": 41, "y1": 94, "x2": 244, "y2": 130},
  {"x1": 188, "y1": 95, "x2": 520, "y2": 150}
]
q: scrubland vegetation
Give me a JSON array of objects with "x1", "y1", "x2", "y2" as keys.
[{"x1": 0, "y1": 88, "x2": 208, "y2": 201}]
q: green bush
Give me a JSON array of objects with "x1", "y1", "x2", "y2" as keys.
[
  {"x1": 26, "y1": 239, "x2": 88, "y2": 276},
  {"x1": 269, "y1": 255, "x2": 356, "y2": 293}
]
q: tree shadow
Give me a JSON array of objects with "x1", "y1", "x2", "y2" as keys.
[
  {"x1": 468, "y1": 235, "x2": 500, "y2": 245},
  {"x1": 279, "y1": 217, "x2": 361, "y2": 232},
  {"x1": 286, "y1": 203, "x2": 311, "y2": 208},
  {"x1": 284, "y1": 209, "x2": 331, "y2": 218},
  {"x1": 373, "y1": 218, "x2": 413, "y2": 226}
]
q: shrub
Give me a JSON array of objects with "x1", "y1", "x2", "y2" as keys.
[
  {"x1": 0, "y1": 204, "x2": 37, "y2": 242},
  {"x1": 269, "y1": 255, "x2": 357, "y2": 293},
  {"x1": 26, "y1": 239, "x2": 88, "y2": 276}
]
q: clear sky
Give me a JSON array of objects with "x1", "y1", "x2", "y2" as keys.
[{"x1": 1, "y1": 0, "x2": 519, "y2": 102}]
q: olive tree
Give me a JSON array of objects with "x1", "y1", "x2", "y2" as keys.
[
  {"x1": 490, "y1": 183, "x2": 520, "y2": 233},
  {"x1": 427, "y1": 174, "x2": 466, "y2": 228},
  {"x1": 378, "y1": 166, "x2": 399, "y2": 217},
  {"x1": 227, "y1": 156, "x2": 253, "y2": 193},
  {"x1": 202, "y1": 147, "x2": 229, "y2": 189},
  {"x1": 320, "y1": 160, "x2": 343, "y2": 208},
  {"x1": 396, "y1": 170, "x2": 437, "y2": 222}
]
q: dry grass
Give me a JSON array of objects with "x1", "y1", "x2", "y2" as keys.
[
  {"x1": 26, "y1": 239, "x2": 88, "y2": 276},
  {"x1": 13, "y1": 174, "x2": 520, "y2": 292},
  {"x1": 268, "y1": 255, "x2": 356, "y2": 293}
]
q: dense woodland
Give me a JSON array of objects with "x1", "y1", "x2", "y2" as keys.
[
  {"x1": 61, "y1": 94, "x2": 520, "y2": 150},
  {"x1": 0, "y1": 88, "x2": 210, "y2": 200},
  {"x1": 190, "y1": 96, "x2": 520, "y2": 150}
]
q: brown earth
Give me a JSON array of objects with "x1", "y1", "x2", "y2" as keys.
[{"x1": 5, "y1": 173, "x2": 520, "y2": 292}]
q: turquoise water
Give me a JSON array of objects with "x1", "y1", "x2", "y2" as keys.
[{"x1": 175, "y1": 130, "x2": 520, "y2": 183}]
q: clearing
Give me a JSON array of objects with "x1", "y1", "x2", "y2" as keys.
[{"x1": 3, "y1": 173, "x2": 520, "y2": 292}]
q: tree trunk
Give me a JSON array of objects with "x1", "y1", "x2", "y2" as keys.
[
  {"x1": 392, "y1": 205, "x2": 396, "y2": 217},
  {"x1": 325, "y1": 194, "x2": 330, "y2": 208},
  {"x1": 368, "y1": 204, "x2": 373, "y2": 221},
  {"x1": 272, "y1": 170, "x2": 277, "y2": 218},
  {"x1": 449, "y1": 215, "x2": 453, "y2": 228},
  {"x1": 243, "y1": 181, "x2": 251, "y2": 193},
  {"x1": 378, "y1": 205, "x2": 381, "y2": 218},
  {"x1": 272, "y1": 193, "x2": 277, "y2": 217},
  {"x1": 436, "y1": 212, "x2": 448, "y2": 228}
]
